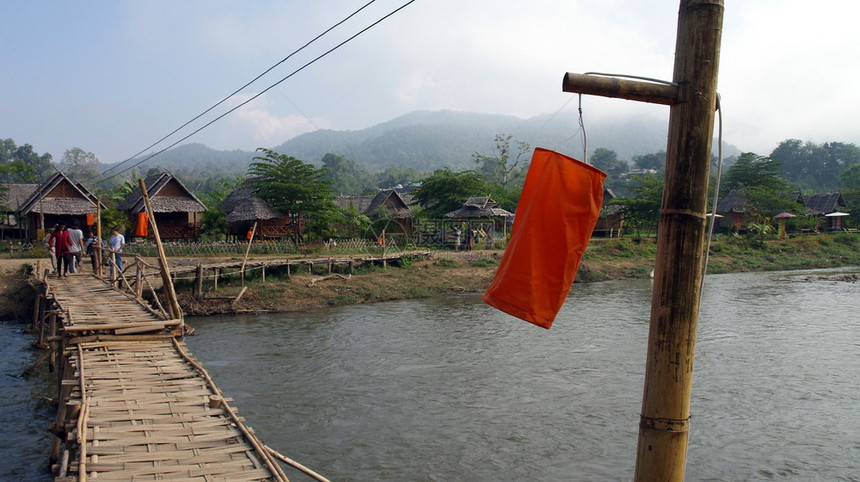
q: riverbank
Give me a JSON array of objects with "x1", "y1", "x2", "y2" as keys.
[{"x1": 1, "y1": 234, "x2": 858, "y2": 319}]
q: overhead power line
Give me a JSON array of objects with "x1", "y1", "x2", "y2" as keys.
[{"x1": 99, "y1": 0, "x2": 387, "y2": 181}]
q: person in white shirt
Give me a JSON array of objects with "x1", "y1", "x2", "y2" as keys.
[
  {"x1": 109, "y1": 227, "x2": 126, "y2": 275},
  {"x1": 67, "y1": 221, "x2": 85, "y2": 273}
]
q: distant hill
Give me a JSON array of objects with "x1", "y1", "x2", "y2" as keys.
[{"x1": 117, "y1": 110, "x2": 739, "y2": 176}]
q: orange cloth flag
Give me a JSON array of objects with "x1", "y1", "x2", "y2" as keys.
[
  {"x1": 482, "y1": 148, "x2": 606, "y2": 329},
  {"x1": 136, "y1": 212, "x2": 149, "y2": 237}
]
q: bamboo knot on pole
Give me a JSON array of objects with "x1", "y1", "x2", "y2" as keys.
[{"x1": 640, "y1": 415, "x2": 691, "y2": 432}]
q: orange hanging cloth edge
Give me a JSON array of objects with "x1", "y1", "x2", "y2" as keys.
[
  {"x1": 482, "y1": 148, "x2": 606, "y2": 329},
  {"x1": 136, "y1": 212, "x2": 149, "y2": 237}
]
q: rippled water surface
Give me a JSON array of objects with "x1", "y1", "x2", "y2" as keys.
[{"x1": 3, "y1": 267, "x2": 858, "y2": 480}]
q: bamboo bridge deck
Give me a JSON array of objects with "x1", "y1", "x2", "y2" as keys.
[{"x1": 38, "y1": 273, "x2": 291, "y2": 481}]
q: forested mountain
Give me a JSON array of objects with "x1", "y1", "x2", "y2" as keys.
[{"x1": 119, "y1": 110, "x2": 722, "y2": 175}]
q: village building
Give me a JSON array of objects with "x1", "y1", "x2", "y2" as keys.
[
  {"x1": 11, "y1": 172, "x2": 104, "y2": 240},
  {"x1": 334, "y1": 189, "x2": 415, "y2": 237},
  {"x1": 800, "y1": 192, "x2": 851, "y2": 232},
  {"x1": 217, "y1": 182, "x2": 302, "y2": 240},
  {"x1": 119, "y1": 171, "x2": 207, "y2": 241},
  {"x1": 592, "y1": 188, "x2": 625, "y2": 237}
]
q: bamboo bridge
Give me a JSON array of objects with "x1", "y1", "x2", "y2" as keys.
[{"x1": 32, "y1": 259, "x2": 325, "y2": 482}]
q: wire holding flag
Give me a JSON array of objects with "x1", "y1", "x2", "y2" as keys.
[{"x1": 482, "y1": 148, "x2": 606, "y2": 329}]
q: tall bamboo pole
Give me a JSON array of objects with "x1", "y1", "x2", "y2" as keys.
[
  {"x1": 561, "y1": 1, "x2": 723, "y2": 478},
  {"x1": 635, "y1": 2, "x2": 723, "y2": 480},
  {"x1": 139, "y1": 179, "x2": 183, "y2": 322}
]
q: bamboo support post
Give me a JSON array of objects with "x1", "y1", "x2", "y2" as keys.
[
  {"x1": 561, "y1": 2, "x2": 723, "y2": 479},
  {"x1": 195, "y1": 263, "x2": 203, "y2": 299},
  {"x1": 139, "y1": 178, "x2": 182, "y2": 321},
  {"x1": 241, "y1": 222, "x2": 257, "y2": 286}
]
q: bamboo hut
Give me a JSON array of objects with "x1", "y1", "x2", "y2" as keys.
[
  {"x1": 119, "y1": 171, "x2": 207, "y2": 241},
  {"x1": 218, "y1": 184, "x2": 302, "y2": 240},
  {"x1": 800, "y1": 192, "x2": 851, "y2": 231},
  {"x1": 592, "y1": 188, "x2": 625, "y2": 237},
  {"x1": 0, "y1": 183, "x2": 38, "y2": 239},
  {"x1": 714, "y1": 188, "x2": 756, "y2": 231},
  {"x1": 445, "y1": 197, "x2": 513, "y2": 247},
  {"x1": 16, "y1": 172, "x2": 104, "y2": 239},
  {"x1": 335, "y1": 189, "x2": 415, "y2": 236}
]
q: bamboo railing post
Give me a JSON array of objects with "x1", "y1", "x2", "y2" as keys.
[
  {"x1": 135, "y1": 257, "x2": 144, "y2": 300},
  {"x1": 195, "y1": 263, "x2": 203, "y2": 299},
  {"x1": 139, "y1": 179, "x2": 182, "y2": 321},
  {"x1": 241, "y1": 222, "x2": 257, "y2": 286}
]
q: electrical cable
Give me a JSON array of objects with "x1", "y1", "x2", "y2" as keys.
[
  {"x1": 103, "y1": 0, "x2": 417, "y2": 183},
  {"x1": 98, "y1": 0, "x2": 379, "y2": 181}
]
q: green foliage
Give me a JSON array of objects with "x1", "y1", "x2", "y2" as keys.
[
  {"x1": 472, "y1": 134, "x2": 530, "y2": 188},
  {"x1": 610, "y1": 175, "x2": 664, "y2": 238},
  {"x1": 200, "y1": 209, "x2": 228, "y2": 241},
  {"x1": 248, "y1": 149, "x2": 336, "y2": 241},
  {"x1": 61, "y1": 147, "x2": 100, "y2": 187},
  {"x1": 590, "y1": 147, "x2": 628, "y2": 176},
  {"x1": 722, "y1": 152, "x2": 791, "y2": 194},
  {"x1": 0, "y1": 138, "x2": 54, "y2": 183},
  {"x1": 633, "y1": 151, "x2": 666, "y2": 171},
  {"x1": 321, "y1": 153, "x2": 373, "y2": 195},
  {"x1": 413, "y1": 168, "x2": 488, "y2": 218},
  {"x1": 770, "y1": 139, "x2": 860, "y2": 191},
  {"x1": 469, "y1": 257, "x2": 499, "y2": 268}
]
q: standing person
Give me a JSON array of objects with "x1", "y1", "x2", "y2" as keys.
[
  {"x1": 67, "y1": 221, "x2": 85, "y2": 273},
  {"x1": 85, "y1": 230, "x2": 100, "y2": 272},
  {"x1": 109, "y1": 227, "x2": 126, "y2": 275},
  {"x1": 50, "y1": 222, "x2": 72, "y2": 278},
  {"x1": 465, "y1": 223, "x2": 474, "y2": 251},
  {"x1": 43, "y1": 224, "x2": 58, "y2": 273},
  {"x1": 453, "y1": 225, "x2": 462, "y2": 251}
]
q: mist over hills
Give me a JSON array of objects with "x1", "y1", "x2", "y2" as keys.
[{"x1": 123, "y1": 110, "x2": 737, "y2": 176}]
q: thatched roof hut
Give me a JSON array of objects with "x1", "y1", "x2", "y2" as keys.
[
  {"x1": 800, "y1": 192, "x2": 848, "y2": 215},
  {"x1": 335, "y1": 189, "x2": 413, "y2": 219},
  {"x1": 119, "y1": 171, "x2": 207, "y2": 215},
  {"x1": 218, "y1": 187, "x2": 281, "y2": 222},
  {"x1": 445, "y1": 197, "x2": 513, "y2": 218},
  {"x1": 15, "y1": 172, "x2": 104, "y2": 237},
  {"x1": 217, "y1": 181, "x2": 302, "y2": 239},
  {"x1": 119, "y1": 171, "x2": 207, "y2": 240}
]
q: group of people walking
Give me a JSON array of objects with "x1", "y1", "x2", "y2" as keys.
[{"x1": 44, "y1": 222, "x2": 126, "y2": 278}]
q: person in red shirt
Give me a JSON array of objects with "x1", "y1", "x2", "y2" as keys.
[{"x1": 49, "y1": 221, "x2": 73, "y2": 278}]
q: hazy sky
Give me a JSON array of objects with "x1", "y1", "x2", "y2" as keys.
[{"x1": 2, "y1": 0, "x2": 858, "y2": 166}]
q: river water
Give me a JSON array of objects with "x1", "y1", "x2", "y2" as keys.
[{"x1": 2, "y1": 268, "x2": 858, "y2": 481}]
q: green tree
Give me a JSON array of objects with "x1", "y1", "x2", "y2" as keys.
[
  {"x1": 590, "y1": 147, "x2": 628, "y2": 176},
  {"x1": 61, "y1": 147, "x2": 100, "y2": 187},
  {"x1": 413, "y1": 168, "x2": 487, "y2": 218},
  {"x1": 632, "y1": 151, "x2": 666, "y2": 171},
  {"x1": 722, "y1": 152, "x2": 800, "y2": 215},
  {"x1": 770, "y1": 139, "x2": 860, "y2": 191},
  {"x1": 611, "y1": 174, "x2": 664, "y2": 238},
  {"x1": 472, "y1": 134, "x2": 530, "y2": 188},
  {"x1": 0, "y1": 139, "x2": 54, "y2": 182},
  {"x1": 320, "y1": 153, "x2": 372, "y2": 195},
  {"x1": 247, "y1": 148, "x2": 335, "y2": 242},
  {"x1": 840, "y1": 163, "x2": 860, "y2": 192}
]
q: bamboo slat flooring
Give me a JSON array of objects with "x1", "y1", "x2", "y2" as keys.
[
  {"x1": 45, "y1": 274, "x2": 178, "y2": 334},
  {"x1": 66, "y1": 340, "x2": 286, "y2": 481},
  {"x1": 41, "y1": 273, "x2": 290, "y2": 481}
]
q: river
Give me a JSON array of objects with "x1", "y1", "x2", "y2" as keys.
[{"x1": 2, "y1": 267, "x2": 858, "y2": 481}]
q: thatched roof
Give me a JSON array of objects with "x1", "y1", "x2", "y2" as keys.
[
  {"x1": 801, "y1": 192, "x2": 848, "y2": 215},
  {"x1": 334, "y1": 189, "x2": 413, "y2": 218},
  {"x1": 17, "y1": 172, "x2": 103, "y2": 215},
  {"x1": 218, "y1": 186, "x2": 282, "y2": 222},
  {"x1": 715, "y1": 189, "x2": 749, "y2": 214},
  {"x1": 0, "y1": 183, "x2": 38, "y2": 211},
  {"x1": 119, "y1": 171, "x2": 207, "y2": 213},
  {"x1": 445, "y1": 197, "x2": 514, "y2": 218}
]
